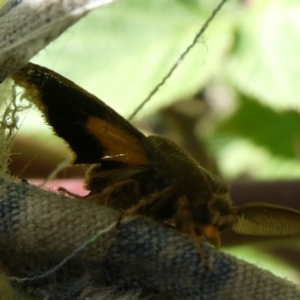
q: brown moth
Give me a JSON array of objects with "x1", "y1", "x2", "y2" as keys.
[{"x1": 12, "y1": 63, "x2": 300, "y2": 264}]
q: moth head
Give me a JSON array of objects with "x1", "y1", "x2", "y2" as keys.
[
  {"x1": 191, "y1": 187, "x2": 235, "y2": 240},
  {"x1": 206, "y1": 175, "x2": 234, "y2": 231}
]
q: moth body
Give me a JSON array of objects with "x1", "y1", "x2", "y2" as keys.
[{"x1": 12, "y1": 62, "x2": 300, "y2": 248}]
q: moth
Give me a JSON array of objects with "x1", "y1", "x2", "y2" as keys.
[{"x1": 12, "y1": 63, "x2": 300, "y2": 261}]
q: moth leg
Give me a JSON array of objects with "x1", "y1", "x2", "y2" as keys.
[
  {"x1": 118, "y1": 185, "x2": 175, "y2": 225},
  {"x1": 214, "y1": 232, "x2": 221, "y2": 249},
  {"x1": 177, "y1": 196, "x2": 209, "y2": 270},
  {"x1": 86, "y1": 179, "x2": 140, "y2": 206},
  {"x1": 102, "y1": 179, "x2": 140, "y2": 199},
  {"x1": 57, "y1": 186, "x2": 83, "y2": 198},
  {"x1": 100, "y1": 179, "x2": 138, "y2": 202}
]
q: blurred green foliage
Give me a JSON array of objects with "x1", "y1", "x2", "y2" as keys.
[
  {"x1": 218, "y1": 95, "x2": 300, "y2": 159},
  {"x1": 0, "y1": 0, "x2": 6, "y2": 8},
  {"x1": 33, "y1": 0, "x2": 233, "y2": 116},
  {"x1": 29, "y1": 0, "x2": 300, "y2": 179}
]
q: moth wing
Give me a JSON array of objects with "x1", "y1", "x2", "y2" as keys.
[
  {"x1": 13, "y1": 63, "x2": 150, "y2": 167},
  {"x1": 233, "y1": 202, "x2": 300, "y2": 235}
]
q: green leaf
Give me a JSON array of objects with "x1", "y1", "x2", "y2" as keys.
[
  {"x1": 216, "y1": 94, "x2": 300, "y2": 159},
  {"x1": 32, "y1": 0, "x2": 232, "y2": 118},
  {"x1": 0, "y1": 0, "x2": 7, "y2": 9},
  {"x1": 226, "y1": 0, "x2": 300, "y2": 111}
]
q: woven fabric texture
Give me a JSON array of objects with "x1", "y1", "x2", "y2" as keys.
[{"x1": 0, "y1": 175, "x2": 300, "y2": 299}]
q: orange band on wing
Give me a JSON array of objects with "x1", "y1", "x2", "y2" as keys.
[{"x1": 85, "y1": 116, "x2": 150, "y2": 166}]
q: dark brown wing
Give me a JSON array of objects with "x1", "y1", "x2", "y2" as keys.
[
  {"x1": 233, "y1": 202, "x2": 300, "y2": 235},
  {"x1": 12, "y1": 63, "x2": 150, "y2": 168}
]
